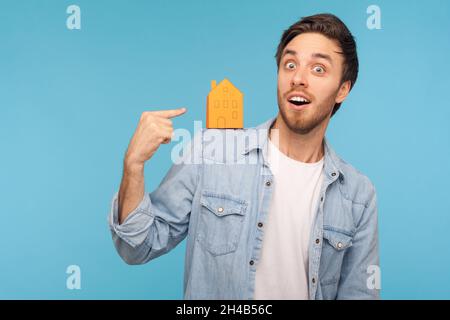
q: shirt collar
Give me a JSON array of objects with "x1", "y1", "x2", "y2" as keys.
[{"x1": 242, "y1": 117, "x2": 345, "y2": 182}]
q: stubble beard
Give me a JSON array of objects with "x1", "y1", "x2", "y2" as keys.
[{"x1": 277, "y1": 88, "x2": 334, "y2": 135}]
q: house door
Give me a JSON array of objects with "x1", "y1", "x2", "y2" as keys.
[{"x1": 216, "y1": 116, "x2": 226, "y2": 128}]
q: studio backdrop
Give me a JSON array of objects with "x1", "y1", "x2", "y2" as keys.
[{"x1": 1, "y1": 0, "x2": 449, "y2": 299}]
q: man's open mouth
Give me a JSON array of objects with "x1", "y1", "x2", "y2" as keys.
[{"x1": 288, "y1": 96, "x2": 311, "y2": 106}]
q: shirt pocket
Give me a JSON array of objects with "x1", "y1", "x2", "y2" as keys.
[
  {"x1": 197, "y1": 191, "x2": 248, "y2": 256},
  {"x1": 320, "y1": 227, "x2": 354, "y2": 299},
  {"x1": 322, "y1": 228, "x2": 353, "y2": 252}
]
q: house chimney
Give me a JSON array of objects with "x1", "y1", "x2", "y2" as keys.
[{"x1": 211, "y1": 80, "x2": 217, "y2": 89}]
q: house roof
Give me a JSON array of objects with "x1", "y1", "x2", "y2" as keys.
[{"x1": 209, "y1": 78, "x2": 243, "y2": 96}]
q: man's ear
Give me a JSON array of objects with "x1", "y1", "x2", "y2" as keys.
[{"x1": 335, "y1": 80, "x2": 351, "y2": 104}]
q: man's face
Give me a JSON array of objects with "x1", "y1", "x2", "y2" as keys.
[{"x1": 277, "y1": 32, "x2": 350, "y2": 134}]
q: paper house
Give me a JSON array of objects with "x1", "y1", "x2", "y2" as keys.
[{"x1": 206, "y1": 78, "x2": 243, "y2": 128}]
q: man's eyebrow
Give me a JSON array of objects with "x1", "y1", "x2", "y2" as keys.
[
  {"x1": 282, "y1": 49, "x2": 297, "y2": 57},
  {"x1": 282, "y1": 49, "x2": 334, "y2": 66},
  {"x1": 311, "y1": 53, "x2": 333, "y2": 65}
]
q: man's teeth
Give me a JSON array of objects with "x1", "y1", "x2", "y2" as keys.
[{"x1": 289, "y1": 96, "x2": 310, "y2": 103}]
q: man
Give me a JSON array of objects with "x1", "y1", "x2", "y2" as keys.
[{"x1": 109, "y1": 13, "x2": 380, "y2": 300}]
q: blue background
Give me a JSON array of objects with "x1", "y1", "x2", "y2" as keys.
[{"x1": 1, "y1": 0, "x2": 449, "y2": 299}]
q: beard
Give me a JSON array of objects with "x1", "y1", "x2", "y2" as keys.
[{"x1": 277, "y1": 87, "x2": 335, "y2": 135}]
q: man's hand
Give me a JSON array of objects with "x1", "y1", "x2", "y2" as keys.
[
  {"x1": 118, "y1": 107, "x2": 186, "y2": 224},
  {"x1": 124, "y1": 108, "x2": 187, "y2": 169}
]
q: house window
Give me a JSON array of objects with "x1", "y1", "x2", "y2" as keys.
[
  {"x1": 223, "y1": 87, "x2": 228, "y2": 93},
  {"x1": 223, "y1": 100, "x2": 228, "y2": 108},
  {"x1": 232, "y1": 100, "x2": 237, "y2": 108},
  {"x1": 232, "y1": 111, "x2": 238, "y2": 119},
  {"x1": 215, "y1": 100, "x2": 220, "y2": 108}
]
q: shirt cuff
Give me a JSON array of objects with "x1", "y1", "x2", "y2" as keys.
[{"x1": 108, "y1": 192, "x2": 154, "y2": 248}]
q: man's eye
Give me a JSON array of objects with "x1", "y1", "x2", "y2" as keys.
[
  {"x1": 285, "y1": 62, "x2": 296, "y2": 70},
  {"x1": 313, "y1": 66, "x2": 325, "y2": 73}
]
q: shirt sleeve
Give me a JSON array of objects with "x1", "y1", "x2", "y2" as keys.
[
  {"x1": 336, "y1": 182, "x2": 381, "y2": 299},
  {"x1": 108, "y1": 130, "x2": 202, "y2": 265}
]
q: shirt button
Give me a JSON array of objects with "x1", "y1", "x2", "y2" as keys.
[
  {"x1": 217, "y1": 207, "x2": 224, "y2": 213},
  {"x1": 265, "y1": 181, "x2": 271, "y2": 187},
  {"x1": 337, "y1": 242, "x2": 343, "y2": 249},
  {"x1": 331, "y1": 172, "x2": 336, "y2": 177},
  {"x1": 315, "y1": 238, "x2": 320, "y2": 244},
  {"x1": 312, "y1": 277, "x2": 316, "y2": 284},
  {"x1": 258, "y1": 222, "x2": 263, "y2": 228},
  {"x1": 320, "y1": 196, "x2": 324, "y2": 202},
  {"x1": 249, "y1": 260, "x2": 254, "y2": 266}
]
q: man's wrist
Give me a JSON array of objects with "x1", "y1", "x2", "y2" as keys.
[{"x1": 123, "y1": 158, "x2": 145, "y2": 175}]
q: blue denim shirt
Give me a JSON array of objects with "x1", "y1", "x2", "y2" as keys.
[{"x1": 109, "y1": 117, "x2": 380, "y2": 300}]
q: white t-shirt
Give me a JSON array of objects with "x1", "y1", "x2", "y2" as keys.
[{"x1": 254, "y1": 138, "x2": 324, "y2": 300}]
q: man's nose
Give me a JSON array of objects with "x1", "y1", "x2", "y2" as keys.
[{"x1": 290, "y1": 67, "x2": 309, "y2": 88}]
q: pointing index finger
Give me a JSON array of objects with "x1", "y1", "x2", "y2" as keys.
[{"x1": 154, "y1": 108, "x2": 187, "y2": 119}]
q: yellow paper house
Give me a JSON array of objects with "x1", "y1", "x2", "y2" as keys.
[{"x1": 206, "y1": 78, "x2": 243, "y2": 128}]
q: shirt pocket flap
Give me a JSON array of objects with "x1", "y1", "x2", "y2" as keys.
[
  {"x1": 200, "y1": 192, "x2": 247, "y2": 217},
  {"x1": 323, "y1": 228, "x2": 353, "y2": 251}
]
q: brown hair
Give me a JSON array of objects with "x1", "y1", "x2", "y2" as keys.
[{"x1": 275, "y1": 13, "x2": 359, "y2": 117}]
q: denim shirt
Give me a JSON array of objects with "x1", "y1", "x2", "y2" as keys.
[{"x1": 108, "y1": 117, "x2": 380, "y2": 300}]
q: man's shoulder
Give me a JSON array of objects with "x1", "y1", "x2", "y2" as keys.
[
  {"x1": 332, "y1": 152, "x2": 377, "y2": 207},
  {"x1": 191, "y1": 121, "x2": 271, "y2": 163},
  {"x1": 194, "y1": 128, "x2": 258, "y2": 163},
  {"x1": 199, "y1": 118, "x2": 273, "y2": 139}
]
